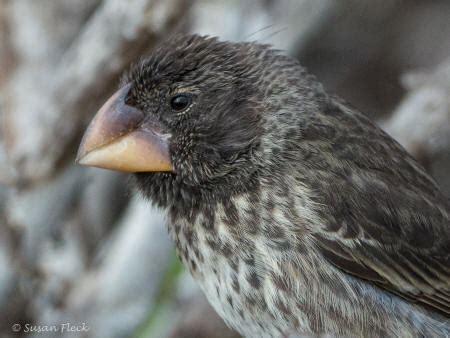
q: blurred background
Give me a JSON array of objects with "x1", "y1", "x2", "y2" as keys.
[{"x1": 1, "y1": 0, "x2": 450, "y2": 337}]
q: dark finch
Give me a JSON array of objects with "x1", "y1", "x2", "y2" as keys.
[{"x1": 77, "y1": 35, "x2": 450, "y2": 337}]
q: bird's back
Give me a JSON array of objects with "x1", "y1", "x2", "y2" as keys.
[{"x1": 271, "y1": 94, "x2": 450, "y2": 335}]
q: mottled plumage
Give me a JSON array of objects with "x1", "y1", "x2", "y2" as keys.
[{"x1": 82, "y1": 35, "x2": 450, "y2": 337}]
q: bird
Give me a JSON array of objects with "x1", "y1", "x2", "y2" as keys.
[{"x1": 76, "y1": 35, "x2": 450, "y2": 337}]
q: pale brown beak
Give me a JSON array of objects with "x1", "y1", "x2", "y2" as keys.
[{"x1": 76, "y1": 84, "x2": 173, "y2": 172}]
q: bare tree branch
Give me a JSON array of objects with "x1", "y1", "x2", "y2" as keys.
[
  {"x1": 1, "y1": 0, "x2": 189, "y2": 184},
  {"x1": 384, "y1": 59, "x2": 450, "y2": 160}
]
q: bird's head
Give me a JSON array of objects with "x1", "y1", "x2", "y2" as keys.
[
  {"x1": 76, "y1": 35, "x2": 276, "y2": 207},
  {"x1": 77, "y1": 35, "x2": 324, "y2": 208}
]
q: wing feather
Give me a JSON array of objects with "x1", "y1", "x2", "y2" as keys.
[{"x1": 300, "y1": 101, "x2": 450, "y2": 317}]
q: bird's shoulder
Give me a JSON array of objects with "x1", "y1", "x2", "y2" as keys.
[{"x1": 288, "y1": 99, "x2": 450, "y2": 317}]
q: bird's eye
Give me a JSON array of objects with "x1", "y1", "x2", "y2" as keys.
[{"x1": 170, "y1": 94, "x2": 191, "y2": 111}]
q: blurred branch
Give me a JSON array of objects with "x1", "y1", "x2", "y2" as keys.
[
  {"x1": 0, "y1": 136, "x2": 17, "y2": 184},
  {"x1": 188, "y1": 0, "x2": 336, "y2": 53},
  {"x1": 1, "y1": 0, "x2": 189, "y2": 184},
  {"x1": 384, "y1": 59, "x2": 450, "y2": 161},
  {"x1": 55, "y1": 198, "x2": 172, "y2": 338}
]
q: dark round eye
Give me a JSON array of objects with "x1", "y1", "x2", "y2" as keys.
[{"x1": 170, "y1": 94, "x2": 191, "y2": 111}]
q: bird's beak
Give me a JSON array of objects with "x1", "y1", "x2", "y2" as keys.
[{"x1": 76, "y1": 84, "x2": 173, "y2": 172}]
